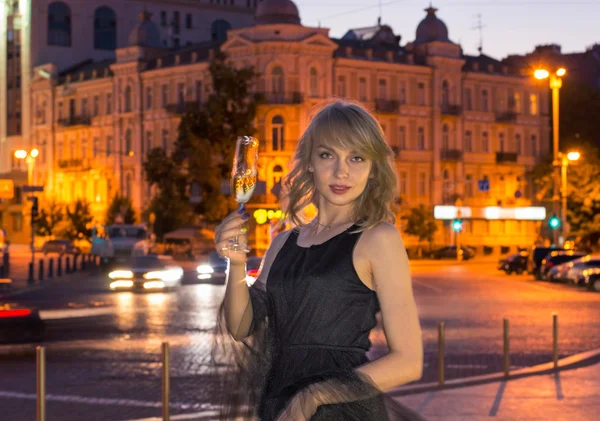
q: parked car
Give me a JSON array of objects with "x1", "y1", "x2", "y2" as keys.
[
  {"x1": 41, "y1": 239, "x2": 81, "y2": 256},
  {"x1": 540, "y1": 251, "x2": 587, "y2": 281},
  {"x1": 196, "y1": 252, "x2": 228, "y2": 283},
  {"x1": 498, "y1": 251, "x2": 528, "y2": 274},
  {"x1": 527, "y1": 246, "x2": 565, "y2": 280},
  {"x1": 0, "y1": 302, "x2": 44, "y2": 343},
  {"x1": 429, "y1": 245, "x2": 475, "y2": 260},
  {"x1": 565, "y1": 255, "x2": 600, "y2": 285},
  {"x1": 582, "y1": 269, "x2": 600, "y2": 292}
]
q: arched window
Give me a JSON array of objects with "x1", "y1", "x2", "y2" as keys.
[
  {"x1": 124, "y1": 86, "x2": 132, "y2": 112},
  {"x1": 125, "y1": 129, "x2": 132, "y2": 155},
  {"x1": 211, "y1": 19, "x2": 231, "y2": 41},
  {"x1": 481, "y1": 89, "x2": 489, "y2": 112},
  {"x1": 94, "y1": 6, "x2": 117, "y2": 50},
  {"x1": 515, "y1": 134, "x2": 522, "y2": 155},
  {"x1": 443, "y1": 169, "x2": 451, "y2": 202},
  {"x1": 48, "y1": 2, "x2": 72, "y2": 47},
  {"x1": 442, "y1": 124, "x2": 449, "y2": 150},
  {"x1": 498, "y1": 132, "x2": 505, "y2": 152},
  {"x1": 378, "y1": 79, "x2": 387, "y2": 99},
  {"x1": 272, "y1": 115, "x2": 284, "y2": 151},
  {"x1": 309, "y1": 68, "x2": 318, "y2": 97},
  {"x1": 271, "y1": 66, "x2": 284, "y2": 94},
  {"x1": 441, "y1": 80, "x2": 450, "y2": 107},
  {"x1": 125, "y1": 173, "x2": 132, "y2": 199},
  {"x1": 272, "y1": 164, "x2": 283, "y2": 185}
]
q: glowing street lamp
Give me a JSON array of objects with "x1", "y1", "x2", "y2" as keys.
[
  {"x1": 534, "y1": 67, "x2": 567, "y2": 245},
  {"x1": 14, "y1": 148, "x2": 40, "y2": 186}
]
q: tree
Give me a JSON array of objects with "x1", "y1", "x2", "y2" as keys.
[
  {"x1": 143, "y1": 52, "x2": 261, "y2": 224},
  {"x1": 143, "y1": 191, "x2": 191, "y2": 241},
  {"x1": 34, "y1": 201, "x2": 64, "y2": 237},
  {"x1": 403, "y1": 205, "x2": 438, "y2": 252},
  {"x1": 105, "y1": 193, "x2": 137, "y2": 225},
  {"x1": 559, "y1": 79, "x2": 600, "y2": 151},
  {"x1": 62, "y1": 199, "x2": 94, "y2": 241}
]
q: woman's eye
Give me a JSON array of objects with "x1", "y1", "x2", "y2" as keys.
[
  {"x1": 319, "y1": 152, "x2": 332, "y2": 159},
  {"x1": 352, "y1": 156, "x2": 365, "y2": 162}
]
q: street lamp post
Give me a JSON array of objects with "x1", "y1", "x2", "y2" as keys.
[
  {"x1": 14, "y1": 148, "x2": 40, "y2": 284},
  {"x1": 534, "y1": 67, "x2": 566, "y2": 246},
  {"x1": 560, "y1": 151, "x2": 580, "y2": 242}
]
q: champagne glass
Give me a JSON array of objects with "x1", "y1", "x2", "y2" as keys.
[{"x1": 230, "y1": 136, "x2": 259, "y2": 252}]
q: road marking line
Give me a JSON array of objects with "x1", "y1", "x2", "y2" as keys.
[
  {"x1": 411, "y1": 279, "x2": 444, "y2": 293},
  {"x1": 0, "y1": 390, "x2": 200, "y2": 410},
  {"x1": 38, "y1": 307, "x2": 115, "y2": 320}
]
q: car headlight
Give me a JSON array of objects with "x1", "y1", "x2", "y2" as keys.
[
  {"x1": 196, "y1": 264, "x2": 214, "y2": 274},
  {"x1": 144, "y1": 268, "x2": 183, "y2": 282},
  {"x1": 110, "y1": 280, "x2": 134, "y2": 289},
  {"x1": 109, "y1": 270, "x2": 133, "y2": 279}
]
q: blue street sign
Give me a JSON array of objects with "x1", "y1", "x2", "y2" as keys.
[
  {"x1": 477, "y1": 179, "x2": 490, "y2": 192},
  {"x1": 514, "y1": 190, "x2": 522, "y2": 199}
]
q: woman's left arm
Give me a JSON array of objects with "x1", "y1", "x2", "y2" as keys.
[{"x1": 354, "y1": 223, "x2": 423, "y2": 391}]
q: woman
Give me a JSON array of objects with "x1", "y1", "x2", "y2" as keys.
[{"x1": 214, "y1": 100, "x2": 423, "y2": 420}]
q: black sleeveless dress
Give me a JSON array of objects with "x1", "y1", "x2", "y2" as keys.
[{"x1": 243, "y1": 224, "x2": 424, "y2": 421}]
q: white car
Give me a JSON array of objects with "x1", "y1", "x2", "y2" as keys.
[
  {"x1": 565, "y1": 255, "x2": 600, "y2": 285},
  {"x1": 109, "y1": 255, "x2": 184, "y2": 291}
]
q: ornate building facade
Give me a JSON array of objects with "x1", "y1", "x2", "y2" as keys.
[{"x1": 12, "y1": 0, "x2": 551, "y2": 252}]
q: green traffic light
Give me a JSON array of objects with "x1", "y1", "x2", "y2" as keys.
[
  {"x1": 549, "y1": 216, "x2": 561, "y2": 229},
  {"x1": 452, "y1": 219, "x2": 463, "y2": 231}
]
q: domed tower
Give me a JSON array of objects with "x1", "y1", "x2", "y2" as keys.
[
  {"x1": 255, "y1": 0, "x2": 301, "y2": 25},
  {"x1": 415, "y1": 5, "x2": 450, "y2": 44},
  {"x1": 128, "y1": 10, "x2": 162, "y2": 48}
]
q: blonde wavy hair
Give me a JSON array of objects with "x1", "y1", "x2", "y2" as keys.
[{"x1": 281, "y1": 100, "x2": 398, "y2": 231}]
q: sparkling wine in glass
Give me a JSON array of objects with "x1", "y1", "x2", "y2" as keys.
[{"x1": 230, "y1": 136, "x2": 259, "y2": 252}]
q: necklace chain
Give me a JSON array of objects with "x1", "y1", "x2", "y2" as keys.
[{"x1": 316, "y1": 219, "x2": 353, "y2": 230}]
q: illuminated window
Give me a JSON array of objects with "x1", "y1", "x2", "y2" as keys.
[
  {"x1": 310, "y1": 68, "x2": 318, "y2": 97},
  {"x1": 94, "y1": 6, "x2": 116, "y2": 50},
  {"x1": 529, "y1": 93, "x2": 538, "y2": 116},
  {"x1": 48, "y1": 2, "x2": 71, "y2": 47},
  {"x1": 211, "y1": 19, "x2": 231, "y2": 41},
  {"x1": 513, "y1": 92, "x2": 521, "y2": 113},
  {"x1": 272, "y1": 66, "x2": 284, "y2": 94},
  {"x1": 272, "y1": 164, "x2": 283, "y2": 188},
  {"x1": 272, "y1": 115, "x2": 285, "y2": 151}
]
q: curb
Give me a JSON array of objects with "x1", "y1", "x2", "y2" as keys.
[
  {"x1": 0, "y1": 268, "x2": 103, "y2": 300},
  {"x1": 389, "y1": 347, "x2": 600, "y2": 397}
]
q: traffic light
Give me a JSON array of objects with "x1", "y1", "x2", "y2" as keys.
[
  {"x1": 30, "y1": 196, "x2": 39, "y2": 218},
  {"x1": 452, "y1": 219, "x2": 463, "y2": 232},
  {"x1": 548, "y1": 215, "x2": 561, "y2": 229}
]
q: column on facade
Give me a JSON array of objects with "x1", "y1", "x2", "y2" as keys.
[
  {"x1": 430, "y1": 69, "x2": 442, "y2": 204},
  {"x1": 20, "y1": 0, "x2": 32, "y2": 152},
  {"x1": 0, "y1": 3, "x2": 8, "y2": 173}
]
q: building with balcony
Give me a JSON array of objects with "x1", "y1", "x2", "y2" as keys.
[{"x1": 12, "y1": 1, "x2": 551, "y2": 253}]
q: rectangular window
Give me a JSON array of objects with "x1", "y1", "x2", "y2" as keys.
[
  {"x1": 482, "y1": 131, "x2": 489, "y2": 153},
  {"x1": 418, "y1": 173, "x2": 427, "y2": 196},
  {"x1": 81, "y1": 138, "x2": 88, "y2": 159},
  {"x1": 337, "y1": 76, "x2": 346, "y2": 97},
  {"x1": 177, "y1": 83, "x2": 185, "y2": 105},
  {"x1": 146, "y1": 86, "x2": 153, "y2": 110},
  {"x1": 398, "y1": 126, "x2": 406, "y2": 150},
  {"x1": 81, "y1": 98, "x2": 88, "y2": 116},
  {"x1": 481, "y1": 90, "x2": 489, "y2": 112},
  {"x1": 93, "y1": 137, "x2": 100, "y2": 157},
  {"x1": 529, "y1": 93, "x2": 538, "y2": 116},
  {"x1": 417, "y1": 83, "x2": 425, "y2": 105},
  {"x1": 93, "y1": 96, "x2": 100, "y2": 116},
  {"x1": 195, "y1": 81, "x2": 202, "y2": 103},
  {"x1": 464, "y1": 130, "x2": 473, "y2": 152},
  {"x1": 465, "y1": 175, "x2": 473, "y2": 197},
  {"x1": 417, "y1": 127, "x2": 425, "y2": 150},
  {"x1": 378, "y1": 79, "x2": 387, "y2": 99},
  {"x1": 57, "y1": 142, "x2": 64, "y2": 160},
  {"x1": 162, "y1": 85, "x2": 169, "y2": 107},
  {"x1": 513, "y1": 92, "x2": 521, "y2": 113},
  {"x1": 173, "y1": 11, "x2": 180, "y2": 34},
  {"x1": 531, "y1": 134, "x2": 537, "y2": 155},
  {"x1": 186, "y1": 13, "x2": 193, "y2": 29},
  {"x1": 106, "y1": 136, "x2": 112, "y2": 157},
  {"x1": 465, "y1": 88, "x2": 473, "y2": 111},
  {"x1": 146, "y1": 131, "x2": 152, "y2": 153},
  {"x1": 399, "y1": 81, "x2": 407, "y2": 104},
  {"x1": 57, "y1": 101, "x2": 63, "y2": 120},
  {"x1": 162, "y1": 129, "x2": 169, "y2": 151},
  {"x1": 12, "y1": 213, "x2": 22, "y2": 232},
  {"x1": 106, "y1": 93, "x2": 112, "y2": 114},
  {"x1": 399, "y1": 172, "x2": 407, "y2": 196},
  {"x1": 359, "y1": 77, "x2": 367, "y2": 101},
  {"x1": 160, "y1": 11, "x2": 167, "y2": 26},
  {"x1": 516, "y1": 134, "x2": 522, "y2": 155}
]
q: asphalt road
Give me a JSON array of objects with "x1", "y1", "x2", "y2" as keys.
[{"x1": 0, "y1": 259, "x2": 598, "y2": 421}]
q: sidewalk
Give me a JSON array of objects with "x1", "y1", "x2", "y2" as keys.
[{"x1": 395, "y1": 362, "x2": 599, "y2": 421}]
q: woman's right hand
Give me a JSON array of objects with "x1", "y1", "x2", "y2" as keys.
[{"x1": 214, "y1": 205, "x2": 249, "y2": 265}]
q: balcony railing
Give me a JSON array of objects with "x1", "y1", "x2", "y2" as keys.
[
  {"x1": 496, "y1": 152, "x2": 518, "y2": 163},
  {"x1": 440, "y1": 149, "x2": 463, "y2": 160},
  {"x1": 57, "y1": 116, "x2": 91, "y2": 127},
  {"x1": 57, "y1": 158, "x2": 91, "y2": 169},
  {"x1": 165, "y1": 101, "x2": 200, "y2": 115},
  {"x1": 495, "y1": 111, "x2": 518, "y2": 123},
  {"x1": 441, "y1": 104, "x2": 462, "y2": 116},
  {"x1": 375, "y1": 99, "x2": 399, "y2": 114},
  {"x1": 255, "y1": 92, "x2": 303, "y2": 105}
]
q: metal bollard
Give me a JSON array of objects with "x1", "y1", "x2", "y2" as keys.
[
  {"x1": 48, "y1": 259, "x2": 54, "y2": 279},
  {"x1": 438, "y1": 321, "x2": 445, "y2": 386},
  {"x1": 2, "y1": 252, "x2": 9, "y2": 277},
  {"x1": 0, "y1": 264, "x2": 4, "y2": 278},
  {"x1": 553, "y1": 313, "x2": 559, "y2": 369},
  {"x1": 37, "y1": 346, "x2": 46, "y2": 421},
  {"x1": 38, "y1": 260, "x2": 45, "y2": 283},
  {"x1": 503, "y1": 318, "x2": 510, "y2": 377},
  {"x1": 72, "y1": 255, "x2": 78, "y2": 273},
  {"x1": 81, "y1": 255, "x2": 86, "y2": 271},
  {"x1": 57, "y1": 257, "x2": 63, "y2": 277},
  {"x1": 28, "y1": 262, "x2": 35, "y2": 285},
  {"x1": 65, "y1": 256, "x2": 71, "y2": 274},
  {"x1": 162, "y1": 342, "x2": 170, "y2": 421}
]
